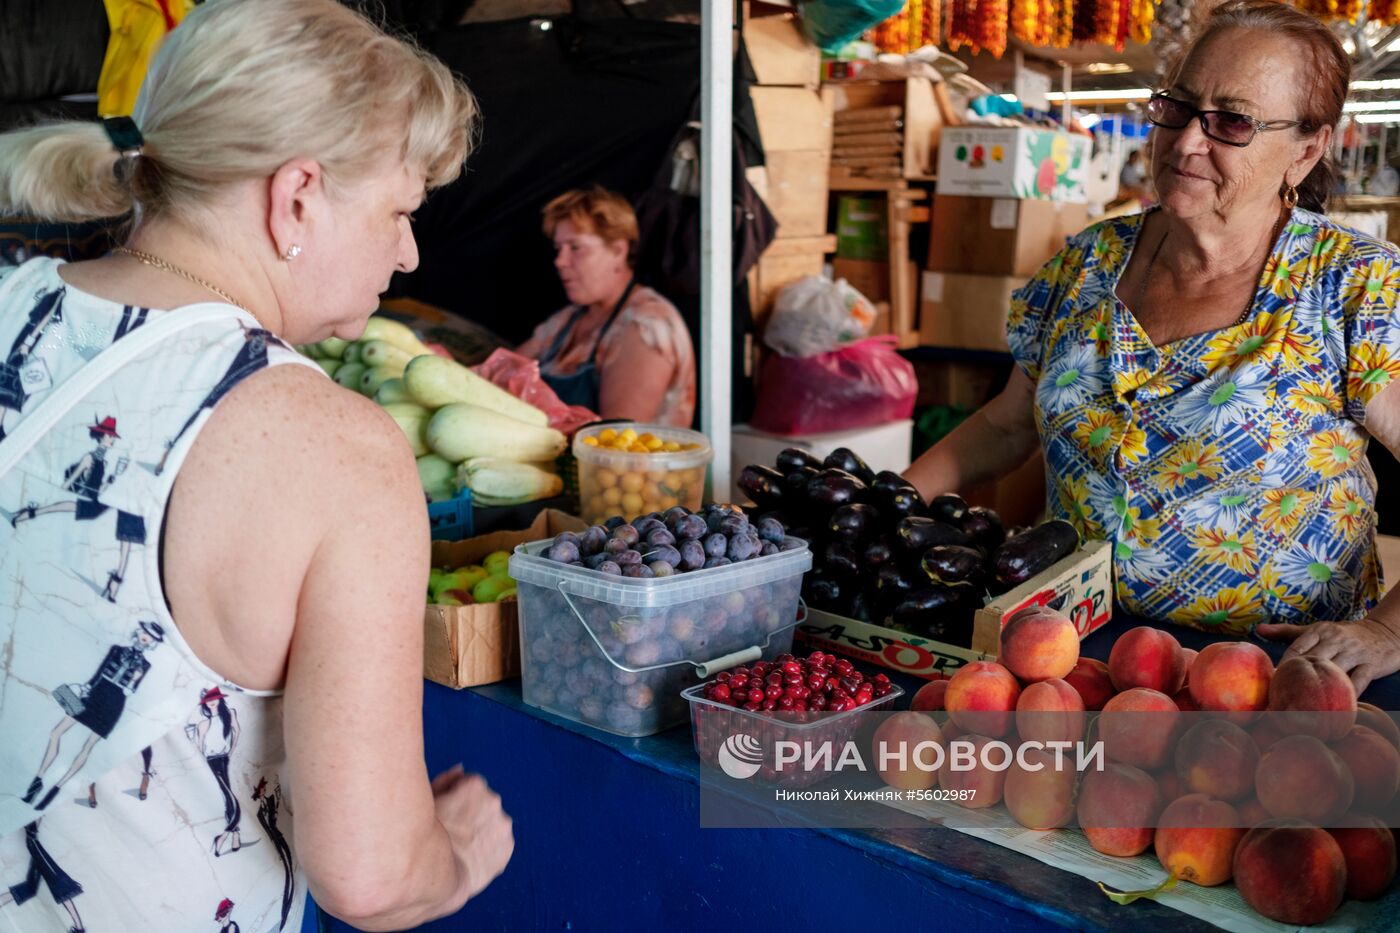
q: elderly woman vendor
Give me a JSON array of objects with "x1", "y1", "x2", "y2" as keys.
[
  {"x1": 518, "y1": 186, "x2": 697, "y2": 426},
  {"x1": 906, "y1": 0, "x2": 1400, "y2": 694}
]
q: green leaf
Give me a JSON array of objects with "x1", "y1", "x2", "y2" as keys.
[{"x1": 1098, "y1": 873, "x2": 1180, "y2": 905}]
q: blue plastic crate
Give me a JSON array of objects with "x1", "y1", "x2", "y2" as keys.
[{"x1": 427, "y1": 488, "x2": 474, "y2": 541}]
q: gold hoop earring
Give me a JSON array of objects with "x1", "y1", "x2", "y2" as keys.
[{"x1": 1282, "y1": 184, "x2": 1299, "y2": 210}]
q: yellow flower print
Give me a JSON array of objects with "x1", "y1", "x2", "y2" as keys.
[
  {"x1": 1327, "y1": 487, "x2": 1370, "y2": 536},
  {"x1": 1118, "y1": 418, "x2": 1149, "y2": 465},
  {"x1": 1083, "y1": 305, "x2": 1113, "y2": 355},
  {"x1": 1305, "y1": 428, "x2": 1365, "y2": 479},
  {"x1": 1276, "y1": 328, "x2": 1322, "y2": 373},
  {"x1": 1094, "y1": 227, "x2": 1126, "y2": 269},
  {"x1": 1008, "y1": 295, "x2": 1029, "y2": 331},
  {"x1": 1260, "y1": 564, "x2": 1309, "y2": 611},
  {"x1": 1286, "y1": 378, "x2": 1339, "y2": 416},
  {"x1": 1055, "y1": 248, "x2": 1085, "y2": 289},
  {"x1": 1059, "y1": 477, "x2": 1105, "y2": 539},
  {"x1": 1347, "y1": 342, "x2": 1400, "y2": 404},
  {"x1": 1072, "y1": 410, "x2": 1119, "y2": 454},
  {"x1": 1263, "y1": 253, "x2": 1306, "y2": 299},
  {"x1": 1200, "y1": 312, "x2": 1278, "y2": 370},
  {"x1": 1150, "y1": 439, "x2": 1224, "y2": 492},
  {"x1": 1114, "y1": 368, "x2": 1153, "y2": 398},
  {"x1": 1311, "y1": 230, "x2": 1353, "y2": 267},
  {"x1": 1176, "y1": 582, "x2": 1263, "y2": 631},
  {"x1": 1341, "y1": 257, "x2": 1400, "y2": 312},
  {"x1": 1259, "y1": 488, "x2": 1314, "y2": 537},
  {"x1": 1191, "y1": 527, "x2": 1258, "y2": 573}
]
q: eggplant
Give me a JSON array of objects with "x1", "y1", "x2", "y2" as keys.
[
  {"x1": 1004, "y1": 525, "x2": 1031, "y2": 542},
  {"x1": 821, "y1": 540, "x2": 861, "y2": 581},
  {"x1": 737, "y1": 464, "x2": 785, "y2": 510},
  {"x1": 992, "y1": 519, "x2": 1081, "y2": 587},
  {"x1": 895, "y1": 516, "x2": 970, "y2": 553},
  {"x1": 921, "y1": 545, "x2": 987, "y2": 588},
  {"x1": 803, "y1": 572, "x2": 846, "y2": 612},
  {"x1": 958, "y1": 505, "x2": 1006, "y2": 550},
  {"x1": 822, "y1": 447, "x2": 876, "y2": 485},
  {"x1": 928, "y1": 493, "x2": 969, "y2": 525},
  {"x1": 861, "y1": 535, "x2": 897, "y2": 577},
  {"x1": 891, "y1": 587, "x2": 964, "y2": 631},
  {"x1": 805, "y1": 468, "x2": 867, "y2": 514},
  {"x1": 782, "y1": 466, "x2": 820, "y2": 503},
  {"x1": 776, "y1": 447, "x2": 823, "y2": 474},
  {"x1": 871, "y1": 470, "x2": 911, "y2": 496},
  {"x1": 876, "y1": 485, "x2": 927, "y2": 524},
  {"x1": 874, "y1": 562, "x2": 919, "y2": 617},
  {"x1": 828, "y1": 503, "x2": 880, "y2": 543},
  {"x1": 848, "y1": 589, "x2": 875, "y2": 624}
]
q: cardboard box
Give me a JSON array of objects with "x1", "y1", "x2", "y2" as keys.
[
  {"x1": 751, "y1": 86, "x2": 833, "y2": 154},
  {"x1": 835, "y1": 196, "x2": 888, "y2": 260},
  {"x1": 936, "y1": 127, "x2": 1091, "y2": 202},
  {"x1": 752, "y1": 149, "x2": 831, "y2": 238},
  {"x1": 795, "y1": 540, "x2": 1113, "y2": 680},
  {"x1": 919, "y1": 271, "x2": 1028, "y2": 352},
  {"x1": 424, "y1": 509, "x2": 586, "y2": 689},
  {"x1": 743, "y1": 10, "x2": 820, "y2": 87},
  {"x1": 928, "y1": 195, "x2": 1089, "y2": 277}
]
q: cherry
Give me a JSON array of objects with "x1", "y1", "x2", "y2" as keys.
[
  {"x1": 873, "y1": 673, "x2": 890, "y2": 685},
  {"x1": 781, "y1": 660, "x2": 802, "y2": 675},
  {"x1": 778, "y1": 696, "x2": 795, "y2": 710},
  {"x1": 776, "y1": 653, "x2": 794, "y2": 664},
  {"x1": 766, "y1": 672, "x2": 783, "y2": 686},
  {"x1": 747, "y1": 687, "x2": 765, "y2": 704},
  {"x1": 807, "y1": 673, "x2": 826, "y2": 692},
  {"x1": 710, "y1": 684, "x2": 732, "y2": 703},
  {"x1": 743, "y1": 700, "x2": 762, "y2": 712},
  {"x1": 834, "y1": 659, "x2": 855, "y2": 676},
  {"x1": 733, "y1": 666, "x2": 749, "y2": 678},
  {"x1": 762, "y1": 698, "x2": 779, "y2": 711},
  {"x1": 729, "y1": 673, "x2": 749, "y2": 689},
  {"x1": 716, "y1": 671, "x2": 731, "y2": 684},
  {"x1": 765, "y1": 685, "x2": 783, "y2": 701}
]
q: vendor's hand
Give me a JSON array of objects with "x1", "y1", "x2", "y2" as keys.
[
  {"x1": 431, "y1": 764, "x2": 515, "y2": 902},
  {"x1": 1256, "y1": 618, "x2": 1400, "y2": 697}
]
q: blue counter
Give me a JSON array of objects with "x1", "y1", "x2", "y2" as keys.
[{"x1": 316, "y1": 615, "x2": 1399, "y2": 932}]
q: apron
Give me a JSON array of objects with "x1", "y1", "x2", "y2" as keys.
[{"x1": 538, "y1": 279, "x2": 636, "y2": 411}]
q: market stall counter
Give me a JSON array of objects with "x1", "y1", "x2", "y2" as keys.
[{"x1": 315, "y1": 612, "x2": 1400, "y2": 933}]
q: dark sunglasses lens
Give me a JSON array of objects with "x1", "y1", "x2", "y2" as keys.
[
  {"x1": 1204, "y1": 111, "x2": 1256, "y2": 144},
  {"x1": 1148, "y1": 96, "x2": 1191, "y2": 127}
]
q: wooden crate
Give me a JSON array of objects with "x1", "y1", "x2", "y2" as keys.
[
  {"x1": 748, "y1": 149, "x2": 830, "y2": 238},
  {"x1": 748, "y1": 233, "x2": 838, "y2": 331},
  {"x1": 752, "y1": 86, "x2": 833, "y2": 154},
  {"x1": 824, "y1": 78, "x2": 942, "y2": 179},
  {"x1": 742, "y1": 5, "x2": 820, "y2": 87}
]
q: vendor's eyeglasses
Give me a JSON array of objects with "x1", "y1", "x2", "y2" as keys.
[{"x1": 1146, "y1": 92, "x2": 1301, "y2": 147}]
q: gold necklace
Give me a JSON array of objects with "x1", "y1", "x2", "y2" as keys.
[{"x1": 112, "y1": 246, "x2": 250, "y2": 313}]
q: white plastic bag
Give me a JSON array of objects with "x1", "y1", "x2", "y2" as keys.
[{"x1": 763, "y1": 275, "x2": 877, "y2": 358}]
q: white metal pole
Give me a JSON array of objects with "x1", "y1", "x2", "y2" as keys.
[{"x1": 700, "y1": 0, "x2": 733, "y2": 503}]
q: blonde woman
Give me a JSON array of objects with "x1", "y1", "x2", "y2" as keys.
[{"x1": 0, "y1": 1, "x2": 512, "y2": 930}]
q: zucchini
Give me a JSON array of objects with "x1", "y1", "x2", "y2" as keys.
[
  {"x1": 404, "y1": 355, "x2": 548, "y2": 426},
  {"x1": 316, "y1": 359, "x2": 341, "y2": 378},
  {"x1": 427, "y1": 403, "x2": 566, "y2": 464},
  {"x1": 374, "y1": 378, "x2": 413, "y2": 406},
  {"x1": 361, "y1": 316, "x2": 430, "y2": 356},
  {"x1": 456, "y1": 458, "x2": 563, "y2": 505},
  {"x1": 359, "y1": 365, "x2": 402, "y2": 397},
  {"x1": 332, "y1": 361, "x2": 366, "y2": 391},
  {"x1": 359, "y1": 340, "x2": 415, "y2": 372},
  {"x1": 316, "y1": 336, "x2": 350, "y2": 359},
  {"x1": 382, "y1": 402, "x2": 431, "y2": 457}
]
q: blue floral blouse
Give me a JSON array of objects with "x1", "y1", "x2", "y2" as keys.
[{"x1": 1008, "y1": 208, "x2": 1400, "y2": 634}]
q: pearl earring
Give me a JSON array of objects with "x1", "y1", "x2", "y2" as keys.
[{"x1": 283, "y1": 244, "x2": 302, "y2": 261}]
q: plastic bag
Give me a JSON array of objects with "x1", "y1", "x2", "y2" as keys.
[
  {"x1": 750, "y1": 336, "x2": 916, "y2": 435},
  {"x1": 763, "y1": 275, "x2": 877, "y2": 358},
  {"x1": 471, "y1": 348, "x2": 597, "y2": 436}
]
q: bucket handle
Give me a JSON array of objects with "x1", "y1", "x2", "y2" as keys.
[{"x1": 555, "y1": 580, "x2": 807, "y2": 677}]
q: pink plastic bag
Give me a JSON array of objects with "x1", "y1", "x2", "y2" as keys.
[
  {"x1": 471, "y1": 348, "x2": 598, "y2": 436},
  {"x1": 750, "y1": 336, "x2": 916, "y2": 435}
]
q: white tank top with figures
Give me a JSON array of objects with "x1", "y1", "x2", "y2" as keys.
[{"x1": 0, "y1": 257, "x2": 312, "y2": 933}]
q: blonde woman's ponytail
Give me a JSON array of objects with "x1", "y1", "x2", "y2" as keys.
[{"x1": 0, "y1": 123, "x2": 134, "y2": 222}]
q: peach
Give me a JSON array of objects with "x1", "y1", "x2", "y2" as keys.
[
  {"x1": 1175, "y1": 719, "x2": 1259, "y2": 802},
  {"x1": 909, "y1": 679, "x2": 949, "y2": 714},
  {"x1": 1256, "y1": 734, "x2": 1354, "y2": 824},
  {"x1": 1156, "y1": 768, "x2": 1185, "y2": 805},
  {"x1": 1250, "y1": 715, "x2": 1288, "y2": 753},
  {"x1": 998, "y1": 605, "x2": 1079, "y2": 683},
  {"x1": 1155, "y1": 794, "x2": 1245, "y2": 886},
  {"x1": 1267, "y1": 655, "x2": 1357, "y2": 741},
  {"x1": 1179, "y1": 648, "x2": 1198, "y2": 684},
  {"x1": 1234, "y1": 820, "x2": 1346, "y2": 925},
  {"x1": 1077, "y1": 762, "x2": 1161, "y2": 857},
  {"x1": 1064, "y1": 657, "x2": 1115, "y2": 711},
  {"x1": 1004, "y1": 747, "x2": 1077, "y2": 830},
  {"x1": 1357, "y1": 701, "x2": 1400, "y2": 750},
  {"x1": 873, "y1": 712, "x2": 943, "y2": 791},
  {"x1": 1237, "y1": 798, "x2": 1270, "y2": 828},
  {"x1": 1109, "y1": 626, "x2": 1187, "y2": 695},
  {"x1": 945, "y1": 661, "x2": 1021, "y2": 738},
  {"x1": 938, "y1": 733, "x2": 1006, "y2": 808},
  {"x1": 1189, "y1": 642, "x2": 1273, "y2": 722},
  {"x1": 1173, "y1": 688, "x2": 1199, "y2": 712},
  {"x1": 1332, "y1": 724, "x2": 1400, "y2": 812},
  {"x1": 1015, "y1": 678, "x2": 1086, "y2": 745},
  {"x1": 1328, "y1": 817, "x2": 1398, "y2": 900},
  {"x1": 1099, "y1": 688, "x2": 1182, "y2": 770}
]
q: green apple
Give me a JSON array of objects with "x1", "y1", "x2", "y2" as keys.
[
  {"x1": 482, "y1": 551, "x2": 511, "y2": 576},
  {"x1": 472, "y1": 574, "x2": 515, "y2": 604},
  {"x1": 429, "y1": 566, "x2": 488, "y2": 603}
]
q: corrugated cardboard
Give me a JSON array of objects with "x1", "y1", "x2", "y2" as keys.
[
  {"x1": 743, "y1": 10, "x2": 820, "y2": 87},
  {"x1": 928, "y1": 195, "x2": 1089, "y2": 277},
  {"x1": 795, "y1": 540, "x2": 1113, "y2": 680},
  {"x1": 919, "y1": 271, "x2": 1028, "y2": 351},
  {"x1": 424, "y1": 509, "x2": 587, "y2": 689},
  {"x1": 937, "y1": 127, "x2": 1091, "y2": 202}
]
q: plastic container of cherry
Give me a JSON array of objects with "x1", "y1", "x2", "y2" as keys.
[
  {"x1": 509, "y1": 504, "x2": 811, "y2": 737},
  {"x1": 683, "y1": 651, "x2": 904, "y2": 788}
]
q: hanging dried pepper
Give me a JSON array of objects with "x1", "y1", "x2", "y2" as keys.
[
  {"x1": 1054, "y1": 0, "x2": 1076, "y2": 46},
  {"x1": 923, "y1": 0, "x2": 943, "y2": 48},
  {"x1": 1072, "y1": 0, "x2": 1099, "y2": 41},
  {"x1": 1376, "y1": 0, "x2": 1400, "y2": 25},
  {"x1": 1129, "y1": 0, "x2": 1157, "y2": 45},
  {"x1": 864, "y1": 0, "x2": 943, "y2": 55},
  {"x1": 979, "y1": 0, "x2": 1010, "y2": 56},
  {"x1": 946, "y1": 0, "x2": 975, "y2": 52}
]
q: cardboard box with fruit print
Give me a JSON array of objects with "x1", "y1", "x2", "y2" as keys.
[{"x1": 936, "y1": 127, "x2": 1091, "y2": 203}]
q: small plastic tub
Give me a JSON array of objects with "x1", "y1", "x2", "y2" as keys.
[
  {"x1": 683, "y1": 682, "x2": 904, "y2": 788},
  {"x1": 572, "y1": 423, "x2": 712, "y2": 525},
  {"x1": 509, "y1": 536, "x2": 811, "y2": 737}
]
